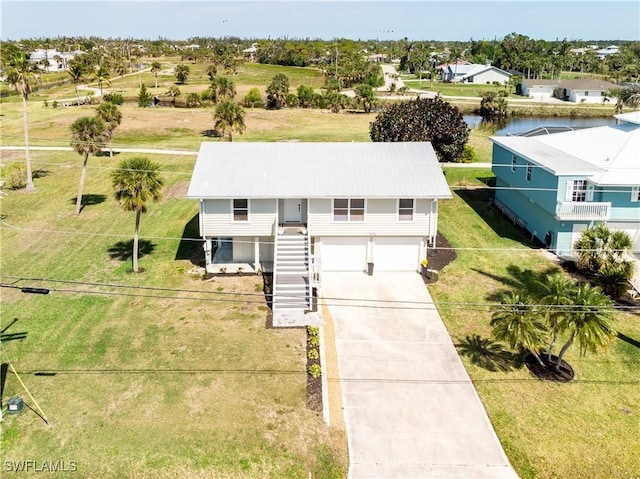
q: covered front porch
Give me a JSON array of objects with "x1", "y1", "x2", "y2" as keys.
[{"x1": 205, "y1": 237, "x2": 273, "y2": 274}]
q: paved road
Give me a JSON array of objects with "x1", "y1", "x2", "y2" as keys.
[
  {"x1": 322, "y1": 272, "x2": 518, "y2": 479},
  {"x1": 0, "y1": 146, "x2": 197, "y2": 156}
]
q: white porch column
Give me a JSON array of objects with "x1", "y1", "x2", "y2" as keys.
[
  {"x1": 254, "y1": 237, "x2": 260, "y2": 271},
  {"x1": 204, "y1": 238, "x2": 213, "y2": 266}
]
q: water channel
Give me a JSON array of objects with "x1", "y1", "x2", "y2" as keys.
[{"x1": 463, "y1": 115, "x2": 619, "y2": 136}]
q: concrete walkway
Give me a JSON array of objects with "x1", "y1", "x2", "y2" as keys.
[{"x1": 322, "y1": 272, "x2": 518, "y2": 479}]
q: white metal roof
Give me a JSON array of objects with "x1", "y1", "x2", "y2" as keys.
[
  {"x1": 187, "y1": 142, "x2": 452, "y2": 199},
  {"x1": 492, "y1": 122, "x2": 640, "y2": 186}
]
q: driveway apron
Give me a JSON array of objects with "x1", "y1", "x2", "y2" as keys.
[{"x1": 322, "y1": 272, "x2": 519, "y2": 479}]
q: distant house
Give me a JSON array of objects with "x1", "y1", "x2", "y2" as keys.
[
  {"x1": 368, "y1": 53, "x2": 390, "y2": 63},
  {"x1": 459, "y1": 64, "x2": 512, "y2": 85},
  {"x1": 28, "y1": 49, "x2": 84, "y2": 72},
  {"x1": 490, "y1": 111, "x2": 640, "y2": 289},
  {"x1": 187, "y1": 142, "x2": 451, "y2": 314},
  {"x1": 242, "y1": 43, "x2": 258, "y2": 61},
  {"x1": 596, "y1": 45, "x2": 619, "y2": 59},
  {"x1": 440, "y1": 62, "x2": 511, "y2": 84},
  {"x1": 521, "y1": 78, "x2": 619, "y2": 103}
]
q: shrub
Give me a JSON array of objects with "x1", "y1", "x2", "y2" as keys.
[
  {"x1": 186, "y1": 92, "x2": 201, "y2": 108},
  {"x1": 307, "y1": 348, "x2": 319, "y2": 360},
  {"x1": 3, "y1": 163, "x2": 27, "y2": 189},
  {"x1": 307, "y1": 326, "x2": 319, "y2": 337},
  {"x1": 307, "y1": 335, "x2": 320, "y2": 348},
  {"x1": 307, "y1": 363, "x2": 321, "y2": 378},
  {"x1": 102, "y1": 92, "x2": 124, "y2": 105},
  {"x1": 460, "y1": 145, "x2": 477, "y2": 163},
  {"x1": 242, "y1": 87, "x2": 263, "y2": 108},
  {"x1": 52, "y1": 100, "x2": 59, "y2": 108},
  {"x1": 595, "y1": 264, "x2": 634, "y2": 299}
]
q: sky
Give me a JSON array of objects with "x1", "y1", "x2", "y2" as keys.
[{"x1": 1, "y1": 0, "x2": 639, "y2": 42}]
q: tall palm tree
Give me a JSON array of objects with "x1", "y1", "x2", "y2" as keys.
[
  {"x1": 67, "y1": 61, "x2": 85, "y2": 105},
  {"x1": 95, "y1": 65, "x2": 111, "y2": 96},
  {"x1": 70, "y1": 117, "x2": 107, "y2": 215},
  {"x1": 6, "y1": 51, "x2": 40, "y2": 191},
  {"x1": 538, "y1": 274, "x2": 578, "y2": 361},
  {"x1": 95, "y1": 102, "x2": 122, "y2": 158},
  {"x1": 213, "y1": 100, "x2": 246, "y2": 141},
  {"x1": 150, "y1": 61, "x2": 161, "y2": 89},
  {"x1": 111, "y1": 157, "x2": 164, "y2": 273},
  {"x1": 555, "y1": 283, "x2": 615, "y2": 371},
  {"x1": 490, "y1": 291, "x2": 547, "y2": 365}
]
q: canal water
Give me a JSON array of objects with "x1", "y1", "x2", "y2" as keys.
[{"x1": 463, "y1": 115, "x2": 619, "y2": 136}]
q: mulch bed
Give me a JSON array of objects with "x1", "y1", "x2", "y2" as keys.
[
  {"x1": 422, "y1": 231, "x2": 458, "y2": 283},
  {"x1": 524, "y1": 353, "x2": 575, "y2": 382},
  {"x1": 306, "y1": 329, "x2": 322, "y2": 412}
]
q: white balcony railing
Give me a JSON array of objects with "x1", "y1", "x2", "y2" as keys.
[{"x1": 555, "y1": 201, "x2": 611, "y2": 221}]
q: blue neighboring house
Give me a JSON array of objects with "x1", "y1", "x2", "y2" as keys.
[{"x1": 490, "y1": 112, "x2": 640, "y2": 262}]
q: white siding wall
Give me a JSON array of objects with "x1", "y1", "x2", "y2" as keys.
[
  {"x1": 568, "y1": 90, "x2": 610, "y2": 104},
  {"x1": 201, "y1": 199, "x2": 277, "y2": 236},
  {"x1": 308, "y1": 198, "x2": 437, "y2": 237},
  {"x1": 467, "y1": 70, "x2": 510, "y2": 84}
]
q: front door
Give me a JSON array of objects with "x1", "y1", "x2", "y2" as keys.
[{"x1": 284, "y1": 199, "x2": 302, "y2": 223}]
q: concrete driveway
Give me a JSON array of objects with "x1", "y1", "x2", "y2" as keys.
[{"x1": 322, "y1": 272, "x2": 518, "y2": 479}]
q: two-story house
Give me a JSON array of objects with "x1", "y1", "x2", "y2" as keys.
[
  {"x1": 491, "y1": 111, "x2": 640, "y2": 262},
  {"x1": 187, "y1": 142, "x2": 451, "y2": 314}
]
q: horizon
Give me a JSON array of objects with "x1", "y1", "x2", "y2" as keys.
[{"x1": 2, "y1": 1, "x2": 639, "y2": 43}]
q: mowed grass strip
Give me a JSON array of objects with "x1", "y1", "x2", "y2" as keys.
[
  {"x1": 431, "y1": 168, "x2": 640, "y2": 479},
  {"x1": 0, "y1": 151, "x2": 347, "y2": 478}
]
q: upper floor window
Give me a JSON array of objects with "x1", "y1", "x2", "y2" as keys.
[
  {"x1": 566, "y1": 180, "x2": 589, "y2": 202},
  {"x1": 398, "y1": 199, "x2": 414, "y2": 221},
  {"x1": 232, "y1": 199, "x2": 248, "y2": 221},
  {"x1": 632, "y1": 187, "x2": 640, "y2": 203},
  {"x1": 511, "y1": 156, "x2": 517, "y2": 172},
  {"x1": 333, "y1": 198, "x2": 365, "y2": 222},
  {"x1": 526, "y1": 163, "x2": 532, "y2": 182}
]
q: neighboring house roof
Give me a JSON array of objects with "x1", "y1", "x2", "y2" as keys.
[
  {"x1": 460, "y1": 65, "x2": 511, "y2": 80},
  {"x1": 435, "y1": 60, "x2": 470, "y2": 70},
  {"x1": 523, "y1": 78, "x2": 619, "y2": 91},
  {"x1": 187, "y1": 142, "x2": 452, "y2": 199},
  {"x1": 492, "y1": 122, "x2": 640, "y2": 186}
]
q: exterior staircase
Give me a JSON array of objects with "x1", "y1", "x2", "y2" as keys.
[{"x1": 272, "y1": 228, "x2": 316, "y2": 326}]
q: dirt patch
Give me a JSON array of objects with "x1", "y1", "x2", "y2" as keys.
[{"x1": 162, "y1": 180, "x2": 189, "y2": 200}]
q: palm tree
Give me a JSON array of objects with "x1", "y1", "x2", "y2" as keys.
[
  {"x1": 609, "y1": 84, "x2": 640, "y2": 113},
  {"x1": 554, "y1": 283, "x2": 615, "y2": 371},
  {"x1": 213, "y1": 100, "x2": 246, "y2": 142},
  {"x1": 574, "y1": 223, "x2": 633, "y2": 275},
  {"x1": 67, "y1": 61, "x2": 85, "y2": 106},
  {"x1": 111, "y1": 157, "x2": 164, "y2": 273},
  {"x1": 150, "y1": 61, "x2": 161, "y2": 89},
  {"x1": 538, "y1": 274, "x2": 578, "y2": 361},
  {"x1": 6, "y1": 51, "x2": 41, "y2": 191},
  {"x1": 95, "y1": 65, "x2": 111, "y2": 96},
  {"x1": 95, "y1": 102, "x2": 122, "y2": 158},
  {"x1": 70, "y1": 117, "x2": 107, "y2": 215},
  {"x1": 206, "y1": 64, "x2": 218, "y2": 82},
  {"x1": 490, "y1": 291, "x2": 547, "y2": 365},
  {"x1": 354, "y1": 84, "x2": 378, "y2": 113}
]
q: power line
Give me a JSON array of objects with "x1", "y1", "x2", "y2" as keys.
[{"x1": 2, "y1": 276, "x2": 638, "y2": 313}]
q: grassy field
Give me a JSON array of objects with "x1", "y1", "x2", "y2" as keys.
[
  {"x1": 433, "y1": 169, "x2": 640, "y2": 479},
  {"x1": 0, "y1": 150, "x2": 347, "y2": 478}
]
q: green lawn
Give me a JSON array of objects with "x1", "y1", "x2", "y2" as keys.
[
  {"x1": 0, "y1": 150, "x2": 347, "y2": 478},
  {"x1": 431, "y1": 169, "x2": 640, "y2": 479}
]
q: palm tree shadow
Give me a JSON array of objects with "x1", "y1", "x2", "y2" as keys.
[
  {"x1": 108, "y1": 239, "x2": 155, "y2": 261},
  {"x1": 201, "y1": 129, "x2": 220, "y2": 138},
  {"x1": 70, "y1": 194, "x2": 107, "y2": 212},
  {"x1": 473, "y1": 264, "x2": 561, "y2": 303},
  {"x1": 455, "y1": 334, "x2": 522, "y2": 372}
]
